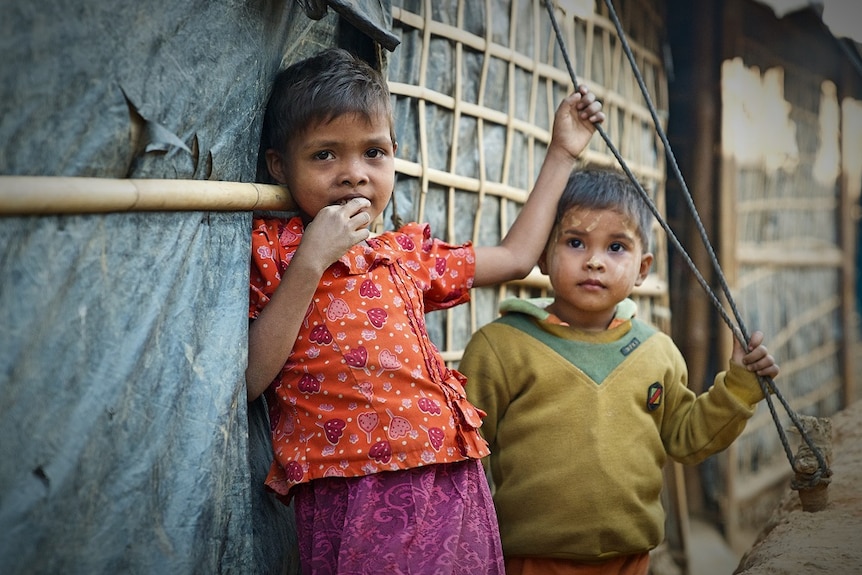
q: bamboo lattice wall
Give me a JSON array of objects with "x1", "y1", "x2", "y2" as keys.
[
  {"x1": 718, "y1": 15, "x2": 860, "y2": 537},
  {"x1": 385, "y1": 0, "x2": 670, "y2": 365}
]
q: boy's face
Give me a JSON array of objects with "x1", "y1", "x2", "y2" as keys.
[
  {"x1": 266, "y1": 112, "x2": 396, "y2": 224},
  {"x1": 539, "y1": 206, "x2": 653, "y2": 330}
]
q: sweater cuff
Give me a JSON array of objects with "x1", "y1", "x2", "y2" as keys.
[{"x1": 722, "y1": 362, "x2": 766, "y2": 406}]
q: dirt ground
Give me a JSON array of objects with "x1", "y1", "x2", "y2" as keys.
[{"x1": 731, "y1": 399, "x2": 862, "y2": 574}]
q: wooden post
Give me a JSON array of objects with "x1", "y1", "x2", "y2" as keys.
[
  {"x1": 719, "y1": 0, "x2": 744, "y2": 550},
  {"x1": 838, "y1": 73, "x2": 860, "y2": 407}
]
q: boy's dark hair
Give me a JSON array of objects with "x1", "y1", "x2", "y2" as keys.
[
  {"x1": 555, "y1": 166, "x2": 654, "y2": 249},
  {"x1": 258, "y1": 48, "x2": 394, "y2": 182}
]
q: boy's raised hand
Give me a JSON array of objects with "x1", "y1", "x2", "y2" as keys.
[
  {"x1": 547, "y1": 85, "x2": 605, "y2": 163},
  {"x1": 732, "y1": 330, "x2": 780, "y2": 379}
]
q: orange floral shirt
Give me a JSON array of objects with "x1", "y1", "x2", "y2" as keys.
[{"x1": 249, "y1": 216, "x2": 490, "y2": 499}]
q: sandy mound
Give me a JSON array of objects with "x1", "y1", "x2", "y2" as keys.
[{"x1": 733, "y1": 400, "x2": 862, "y2": 574}]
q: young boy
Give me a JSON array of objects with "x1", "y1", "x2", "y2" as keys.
[
  {"x1": 459, "y1": 166, "x2": 780, "y2": 575},
  {"x1": 247, "y1": 48, "x2": 604, "y2": 573}
]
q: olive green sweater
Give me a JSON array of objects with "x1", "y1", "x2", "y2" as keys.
[{"x1": 459, "y1": 298, "x2": 764, "y2": 561}]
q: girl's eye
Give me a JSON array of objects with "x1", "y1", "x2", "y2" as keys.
[
  {"x1": 609, "y1": 242, "x2": 625, "y2": 252},
  {"x1": 566, "y1": 238, "x2": 583, "y2": 249},
  {"x1": 313, "y1": 150, "x2": 333, "y2": 160}
]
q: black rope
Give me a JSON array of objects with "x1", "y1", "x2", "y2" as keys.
[{"x1": 543, "y1": 0, "x2": 830, "y2": 485}]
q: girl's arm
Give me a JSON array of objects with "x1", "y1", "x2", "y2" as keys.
[
  {"x1": 245, "y1": 198, "x2": 372, "y2": 401},
  {"x1": 473, "y1": 86, "x2": 603, "y2": 287}
]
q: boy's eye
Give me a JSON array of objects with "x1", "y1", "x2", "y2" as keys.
[
  {"x1": 609, "y1": 242, "x2": 625, "y2": 252},
  {"x1": 366, "y1": 148, "x2": 384, "y2": 159},
  {"x1": 313, "y1": 150, "x2": 333, "y2": 160},
  {"x1": 566, "y1": 238, "x2": 583, "y2": 249}
]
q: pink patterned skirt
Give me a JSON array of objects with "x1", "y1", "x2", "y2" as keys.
[{"x1": 292, "y1": 458, "x2": 505, "y2": 574}]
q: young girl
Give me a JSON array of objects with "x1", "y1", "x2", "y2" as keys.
[{"x1": 247, "y1": 48, "x2": 604, "y2": 574}]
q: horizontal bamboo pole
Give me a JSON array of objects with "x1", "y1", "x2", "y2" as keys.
[
  {"x1": 0, "y1": 176, "x2": 296, "y2": 215},
  {"x1": 736, "y1": 243, "x2": 843, "y2": 267}
]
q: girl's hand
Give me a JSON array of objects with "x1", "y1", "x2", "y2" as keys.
[
  {"x1": 732, "y1": 330, "x2": 780, "y2": 378},
  {"x1": 547, "y1": 85, "x2": 605, "y2": 163},
  {"x1": 295, "y1": 197, "x2": 372, "y2": 272}
]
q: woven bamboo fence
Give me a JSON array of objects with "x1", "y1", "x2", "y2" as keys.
[
  {"x1": 386, "y1": 0, "x2": 670, "y2": 361},
  {"x1": 718, "y1": 42, "x2": 861, "y2": 541}
]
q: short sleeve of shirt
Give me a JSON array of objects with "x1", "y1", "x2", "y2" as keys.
[
  {"x1": 395, "y1": 222, "x2": 475, "y2": 312},
  {"x1": 249, "y1": 217, "x2": 296, "y2": 320}
]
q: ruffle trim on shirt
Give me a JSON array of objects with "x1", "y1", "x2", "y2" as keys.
[
  {"x1": 263, "y1": 428, "x2": 491, "y2": 503},
  {"x1": 338, "y1": 222, "x2": 433, "y2": 274}
]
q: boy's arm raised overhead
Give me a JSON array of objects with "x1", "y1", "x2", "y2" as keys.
[{"x1": 473, "y1": 86, "x2": 604, "y2": 287}]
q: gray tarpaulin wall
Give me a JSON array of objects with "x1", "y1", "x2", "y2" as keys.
[{"x1": 0, "y1": 1, "x2": 396, "y2": 573}]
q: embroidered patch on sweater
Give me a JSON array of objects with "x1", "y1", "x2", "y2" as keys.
[
  {"x1": 620, "y1": 337, "x2": 640, "y2": 356},
  {"x1": 647, "y1": 382, "x2": 663, "y2": 411}
]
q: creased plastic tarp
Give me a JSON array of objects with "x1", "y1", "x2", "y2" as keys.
[{"x1": 0, "y1": 1, "x2": 394, "y2": 573}]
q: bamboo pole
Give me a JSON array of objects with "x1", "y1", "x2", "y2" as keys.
[
  {"x1": 0, "y1": 176, "x2": 295, "y2": 215},
  {"x1": 839, "y1": 89, "x2": 859, "y2": 407},
  {"x1": 719, "y1": 0, "x2": 748, "y2": 551}
]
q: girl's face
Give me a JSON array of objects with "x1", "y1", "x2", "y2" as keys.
[
  {"x1": 266, "y1": 112, "x2": 397, "y2": 224},
  {"x1": 540, "y1": 206, "x2": 653, "y2": 331}
]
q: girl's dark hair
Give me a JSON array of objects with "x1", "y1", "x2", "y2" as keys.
[
  {"x1": 257, "y1": 48, "x2": 394, "y2": 182},
  {"x1": 555, "y1": 166, "x2": 654, "y2": 249}
]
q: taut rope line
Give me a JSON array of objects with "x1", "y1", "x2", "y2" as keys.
[{"x1": 543, "y1": 0, "x2": 830, "y2": 485}]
